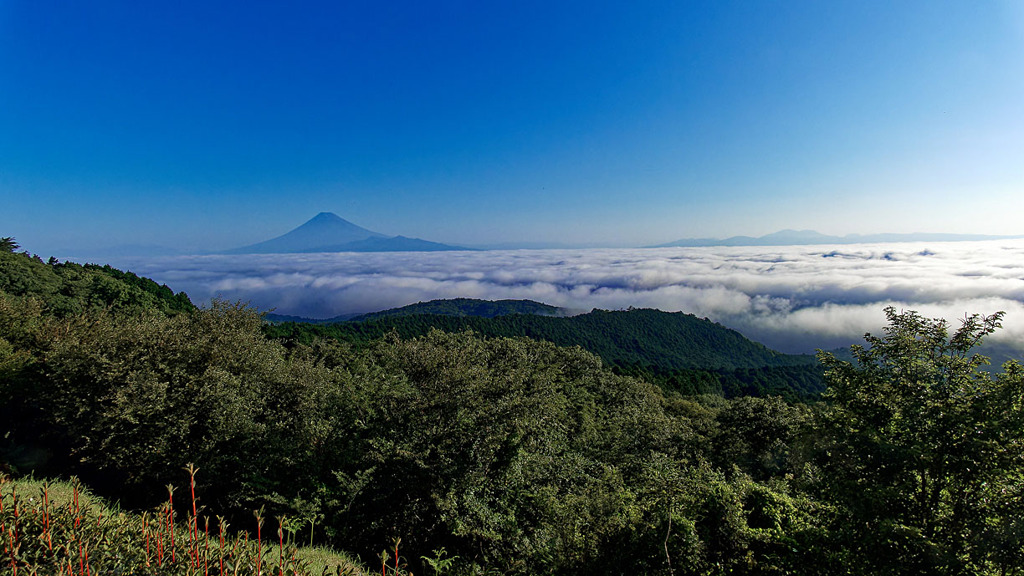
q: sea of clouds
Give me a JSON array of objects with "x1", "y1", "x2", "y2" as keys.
[{"x1": 109, "y1": 240, "x2": 1024, "y2": 357}]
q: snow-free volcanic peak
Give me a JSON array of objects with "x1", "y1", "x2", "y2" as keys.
[{"x1": 227, "y1": 213, "x2": 469, "y2": 254}]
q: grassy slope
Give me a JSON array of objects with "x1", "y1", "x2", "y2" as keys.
[{"x1": 0, "y1": 475, "x2": 371, "y2": 576}]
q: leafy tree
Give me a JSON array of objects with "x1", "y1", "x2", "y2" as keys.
[
  {"x1": 712, "y1": 396, "x2": 810, "y2": 481},
  {"x1": 32, "y1": 300, "x2": 348, "y2": 512},
  {"x1": 814, "y1": 307, "x2": 1024, "y2": 574},
  {"x1": 0, "y1": 246, "x2": 193, "y2": 317},
  {"x1": 321, "y1": 330, "x2": 685, "y2": 574}
]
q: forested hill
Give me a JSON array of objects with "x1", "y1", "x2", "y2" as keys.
[
  {"x1": 264, "y1": 298, "x2": 561, "y2": 324},
  {"x1": 349, "y1": 297, "x2": 561, "y2": 321},
  {"x1": 265, "y1": 302, "x2": 826, "y2": 398},
  {"x1": 0, "y1": 238, "x2": 194, "y2": 316},
  {"x1": 267, "y1": 306, "x2": 816, "y2": 371}
]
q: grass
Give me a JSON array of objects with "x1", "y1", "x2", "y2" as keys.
[
  {"x1": 292, "y1": 546, "x2": 367, "y2": 576},
  {"x1": 0, "y1": 472, "x2": 377, "y2": 576}
]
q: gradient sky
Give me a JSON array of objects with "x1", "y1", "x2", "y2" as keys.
[{"x1": 2, "y1": 1, "x2": 1023, "y2": 255}]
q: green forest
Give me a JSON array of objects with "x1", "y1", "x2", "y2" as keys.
[
  {"x1": 266, "y1": 303, "x2": 826, "y2": 400},
  {"x1": 2, "y1": 238, "x2": 1023, "y2": 575}
]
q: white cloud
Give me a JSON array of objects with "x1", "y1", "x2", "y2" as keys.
[{"x1": 112, "y1": 239, "x2": 1024, "y2": 357}]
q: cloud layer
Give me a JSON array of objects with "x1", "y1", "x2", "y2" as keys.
[{"x1": 111, "y1": 240, "x2": 1024, "y2": 356}]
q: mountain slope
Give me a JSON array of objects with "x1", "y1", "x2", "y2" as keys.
[
  {"x1": 227, "y1": 212, "x2": 470, "y2": 254},
  {"x1": 265, "y1": 304, "x2": 825, "y2": 398},
  {"x1": 349, "y1": 298, "x2": 561, "y2": 321},
  {"x1": 268, "y1": 305, "x2": 816, "y2": 371},
  {"x1": 227, "y1": 212, "x2": 386, "y2": 254},
  {"x1": 0, "y1": 242, "x2": 194, "y2": 317},
  {"x1": 319, "y1": 235, "x2": 471, "y2": 252}
]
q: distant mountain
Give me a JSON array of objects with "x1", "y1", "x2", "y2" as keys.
[
  {"x1": 325, "y1": 235, "x2": 470, "y2": 252},
  {"x1": 349, "y1": 298, "x2": 562, "y2": 322},
  {"x1": 264, "y1": 312, "x2": 361, "y2": 324},
  {"x1": 265, "y1": 298, "x2": 560, "y2": 324},
  {"x1": 227, "y1": 212, "x2": 471, "y2": 254},
  {"x1": 653, "y1": 229, "x2": 1024, "y2": 248}
]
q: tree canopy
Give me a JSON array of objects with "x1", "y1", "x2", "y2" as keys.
[{"x1": 814, "y1": 307, "x2": 1024, "y2": 574}]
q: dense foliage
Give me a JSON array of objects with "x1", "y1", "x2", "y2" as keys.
[
  {"x1": 0, "y1": 241, "x2": 193, "y2": 318},
  {"x1": 811, "y1": 308, "x2": 1024, "y2": 574},
  {"x1": 266, "y1": 308, "x2": 810, "y2": 371},
  {"x1": 266, "y1": 306, "x2": 825, "y2": 399},
  {"x1": 615, "y1": 363, "x2": 826, "y2": 401},
  {"x1": 2, "y1": 241, "x2": 1023, "y2": 574}
]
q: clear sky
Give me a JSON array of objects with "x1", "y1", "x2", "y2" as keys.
[{"x1": 2, "y1": 1, "x2": 1023, "y2": 255}]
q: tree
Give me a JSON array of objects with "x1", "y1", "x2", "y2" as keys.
[
  {"x1": 0, "y1": 237, "x2": 19, "y2": 252},
  {"x1": 815, "y1": 307, "x2": 1024, "y2": 575}
]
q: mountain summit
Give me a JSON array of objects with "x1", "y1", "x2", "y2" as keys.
[{"x1": 227, "y1": 213, "x2": 470, "y2": 254}]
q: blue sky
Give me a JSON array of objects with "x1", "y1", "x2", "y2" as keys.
[{"x1": 2, "y1": 1, "x2": 1023, "y2": 255}]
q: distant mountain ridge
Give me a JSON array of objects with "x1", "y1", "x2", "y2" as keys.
[
  {"x1": 227, "y1": 212, "x2": 470, "y2": 254},
  {"x1": 264, "y1": 298, "x2": 558, "y2": 324},
  {"x1": 349, "y1": 298, "x2": 561, "y2": 321},
  {"x1": 653, "y1": 229, "x2": 1024, "y2": 248}
]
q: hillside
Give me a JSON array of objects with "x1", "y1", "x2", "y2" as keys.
[
  {"x1": 265, "y1": 298, "x2": 559, "y2": 324},
  {"x1": 265, "y1": 304, "x2": 826, "y2": 399},
  {"x1": 349, "y1": 297, "x2": 561, "y2": 321},
  {"x1": 0, "y1": 238, "x2": 194, "y2": 317},
  {"x1": 269, "y1": 305, "x2": 815, "y2": 371}
]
